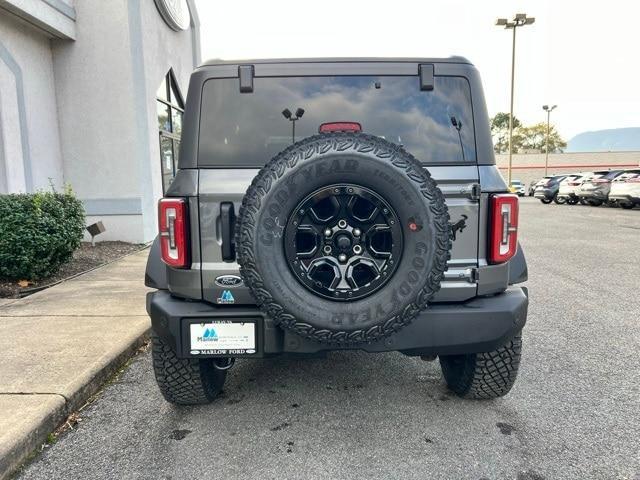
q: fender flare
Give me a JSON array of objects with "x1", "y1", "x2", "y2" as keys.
[
  {"x1": 145, "y1": 236, "x2": 168, "y2": 290},
  {"x1": 508, "y1": 242, "x2": 528, "y2": 285}
]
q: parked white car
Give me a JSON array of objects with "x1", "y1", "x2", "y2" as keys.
[
  {"x1": 608, "y1": 170, "x2": 640, "y2": 209},
  {"x1": 509, "y1": 180, "x2": 526, "y2": 196},
  {"x1": 557, "y1": 172, "x2": 595, "y2": 205}
]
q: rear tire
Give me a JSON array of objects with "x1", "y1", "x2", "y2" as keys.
[
  {"x1": 439, "y1": 334, "x2": 522, "y2": 399},
  {"x1": 152, "y1": 334, "x2": 227, "y2": 405},
  {"x1": 540, "y1": 198, "x2": 552, "y2": 204},
  {"x1": 579, "y1": 198, "x2": 588, "y2": 205},
  {"x1": 553, "y1": 195, "x2": 566, "y2": 205},
  {"x1": 620, "y1": 203, "x2": 634, "y2": 210},
  {"x1": 566, "y1": 197, "x2": 578, "y2": 205}
]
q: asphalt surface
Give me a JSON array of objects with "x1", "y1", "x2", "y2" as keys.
[{"x1": 17, "y1": 198, "x2": 640, "y2": 480}]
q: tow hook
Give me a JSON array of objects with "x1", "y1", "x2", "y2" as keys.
[{"x1": 213, "y1": 358, "x2": 235, "y2": 371}]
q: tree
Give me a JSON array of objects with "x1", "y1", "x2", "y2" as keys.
[
  {"x1": 518, "y1": 123, "x2": 567, "y2": 153},
  {"x1": 490, "y1": 113, "x2": 522, "y2": 154}
]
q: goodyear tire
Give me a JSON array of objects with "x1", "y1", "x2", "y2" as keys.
[
  {"x1": 439, "y1": 333, "x2": 522, "y2": 399},
  {"x1": 152, "y1": 334, "x2": 227, "y2": 405},
  {"x1": 236, "y1": 133, "x2": 451, "y2": 345}
]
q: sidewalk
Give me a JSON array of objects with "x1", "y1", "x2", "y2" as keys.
[{"x1": 0, "y1": 249, "x2": 151, "y2": 479}]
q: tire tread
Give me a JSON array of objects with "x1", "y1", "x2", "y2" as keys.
[
  {"x1": 440, "y1": 334, "x2": 522, "y2": 399},
  {"x1": 151, "y1": 334, "x2": 226, "y2": 405},
  {"x1": 235, "y1": 133, "x2": 451, "y2": 345}
]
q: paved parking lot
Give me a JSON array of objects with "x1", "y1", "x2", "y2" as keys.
[{"x1": 17, "y1": 198, "x2": 640, "y2": 480}]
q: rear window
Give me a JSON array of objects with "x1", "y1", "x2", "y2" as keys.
[
  {"x1": 198, "y1": 76, "x2": 476, "y2": 167},
  {"x1": 593, "y1": 171, "x2": 623, "y2": 180},
  {"x1": 560, "y1": 175, "x2": 579, "y2": 183},
  {"x1": 616, "y1": 171, "x2": 640, "y2": 181}
]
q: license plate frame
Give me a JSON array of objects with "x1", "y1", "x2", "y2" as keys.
[{"x1": 184, "y1": 319, "x2": 259, "y2": 357}]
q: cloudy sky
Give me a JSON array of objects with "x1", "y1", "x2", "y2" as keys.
[{"x1": 194, "y1": 0, "x2": 639, "y2": 140}]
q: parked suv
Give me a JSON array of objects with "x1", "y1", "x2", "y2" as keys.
[
  {"x1": 145, "y1": 58, "x2": 528, "y2": 405},
  {"x1": 533, "y1": 174, "x2": 569, "y2": 204},
  {"x1": 576, "y1": 170, "x2": 624, "y2": 206},
  {"x1": 557, "y1": 172, "x2": 593, "y2": 205},
  {"x1": 608, "y1": 170, "x2": 640, "y2": 209}
]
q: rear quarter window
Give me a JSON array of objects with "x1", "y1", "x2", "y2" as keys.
[{"x1": 198, "y1": 75, "x2": 476, "y2": 167}]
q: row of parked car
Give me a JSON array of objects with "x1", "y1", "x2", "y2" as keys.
[{"x1": 509, "y1": 169, "x2": 640, "y2": 209}]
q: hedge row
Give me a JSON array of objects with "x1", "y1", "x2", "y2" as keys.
[{"x1": 0, "y1": 188, "x2": 85, "y2": 280}]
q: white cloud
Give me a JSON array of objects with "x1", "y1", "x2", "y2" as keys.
[{"x1": 195, "y1": 0, "x2": 640, "y2": 140}]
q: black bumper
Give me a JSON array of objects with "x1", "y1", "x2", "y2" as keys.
[{"x1": 147, "y1": 287, "x2": 528, "y2": 358}]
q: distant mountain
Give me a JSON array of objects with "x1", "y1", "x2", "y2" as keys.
[{"x1": 567, "y1": 128, "x2": 640, "y2": 152}]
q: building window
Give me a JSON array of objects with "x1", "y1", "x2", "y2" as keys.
[{"x1": 157, "y1": 70, "x2": 184, "y2": 193}]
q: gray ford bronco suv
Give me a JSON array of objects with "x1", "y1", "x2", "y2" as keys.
[{"x1": 145, "y1": 58, "x2": 528, "y2": 405}]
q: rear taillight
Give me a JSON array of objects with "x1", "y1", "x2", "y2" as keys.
[
  {"x1": 489, "y1": 194, "x2": 519, "y2": 264},
  {"x1": 568, "y1": 182, "x2": 581, "y2": 186},
  {"x1": 319, "y1": 122, "x2": 362, "y2": 133},
  {"x1": 626, "y1": 176, "x2": 640, "y2": 183},
  {"x1": 158, "y1": 198, "x2": 189, "y2": 268}
]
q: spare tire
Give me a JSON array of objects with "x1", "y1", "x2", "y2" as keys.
[{"x1": 236, "y1": 133, "x2": 451, "y2": 344}]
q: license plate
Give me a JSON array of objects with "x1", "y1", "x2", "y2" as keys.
[{"x1": 189, "y1": 321, "x2": 255, "y2": 355}]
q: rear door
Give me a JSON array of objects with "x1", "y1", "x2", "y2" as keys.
[{"x1": 195, "y1": 62, "x2": 482, "y2": 304}]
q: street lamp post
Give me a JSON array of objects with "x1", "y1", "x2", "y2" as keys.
[
  {"x1": 496, "y1": 13, "x2": 535, "y2": 185},
  {"x1": 282, "y1": 107, "x2": 305, "y2": 143},
  {"x1": 542, "y1": 104, "x2": 557, "y2": 177}
]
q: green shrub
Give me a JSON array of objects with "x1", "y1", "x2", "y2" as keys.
[{"x1": 0, "y1": 186, "x2": 85, "y2": 280}]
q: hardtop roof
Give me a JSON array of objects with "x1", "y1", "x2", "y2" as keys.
[{"x1": 200, "y1": 56, "x2": 473, "y2": 67}]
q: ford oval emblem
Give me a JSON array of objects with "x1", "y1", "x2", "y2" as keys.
[{"x1": 215, "y1": 275, "x2": 243, "y2": 288}]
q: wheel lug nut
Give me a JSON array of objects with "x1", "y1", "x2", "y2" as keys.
[
  {"x1": 338, "y1": 219, "x2": 347, "y2": 229},
  {"x1": 353, "y1": 228, "x2": 361, "y2": 237},
  {"x1": 353, "y1": 245, "x2": 362, "y2": 254},
  {"x1": 324, "y1": 228, "x2": 332, "y2": 237},
  {"x1": 323, "y1": 245, "x2": 332, "y2": 254},
  {"x1": 338, "y1": 253, "x2": 347, "y2": 262}
]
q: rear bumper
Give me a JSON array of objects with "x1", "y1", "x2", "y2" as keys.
[
  {"x1": 609, "y1": 194, "x2": 639, "y2": 204},
  {"x1": 577, "y1": 190, "x2": 606, "y2": 200},
  {"x1": 557, "y1": 192, "x2": 577, "y2": 200},
  {"x1": 534, "y1": 189, "x2": 554, "y2": 199},
  {"x1": 147, "y1": 287, "x2": 529, "y2": 358}
]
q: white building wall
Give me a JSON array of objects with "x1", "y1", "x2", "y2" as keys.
[
  {"x1": 51, "y1": 0, "x2": 199, "y2": 243},
  {"x1": 2, "y1": 0, "x2": 199, "y2": 242},
  {"x1": 137, "y1": 0, "x2": 197, "y2": 242},
  {"x1": 0, "y1": 11, "x2": 64, "y2": 193}
]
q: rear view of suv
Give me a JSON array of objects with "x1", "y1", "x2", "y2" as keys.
[
  {"x1": 145, "y1": 58, "x2": 528, "y2": 405},
  {"x1": 557, "y1": 172, "x2": 593, "y2": 205},
  {"x1": 534, "y1": 174, "x2": 568, "y2": 204},
  {"x1": 609, "y1": 170, "x2": 640, "y2": 209},
  {"x1": 576, "y1": 170, "x2": 624, "y2": 206}
]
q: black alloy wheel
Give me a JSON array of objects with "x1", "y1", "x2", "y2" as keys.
[{"x1": 284, "y1": 184, "x2": 403, "y2": 301}]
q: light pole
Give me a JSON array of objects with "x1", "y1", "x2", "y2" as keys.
[
  {"x1": 496, "y1": 13, "x2": 535, "y2": 185},
  {"x1": 542, "y1": 104, "x2": 557, "y2": 176},
  {"x1": 450, "y1": 116, "x2": 465, "y2": 161},
  {"x1": 282, "y1": 107, "x2": 305, "y2": 143}
]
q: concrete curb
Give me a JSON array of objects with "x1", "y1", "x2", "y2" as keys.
[{"x1": 0, "y1": 329, "x2": 150, "y2": 480}]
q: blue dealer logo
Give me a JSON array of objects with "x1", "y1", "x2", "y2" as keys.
[
  {"x1": 217, "y1": 290, "x2": 235, "y2": 304},
  {"x1": 197, "y1": 327, "x2": 218, "y2": 342},
  {"x1": 203, "y1": 328, "x2": 218, "y2": 339}
]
